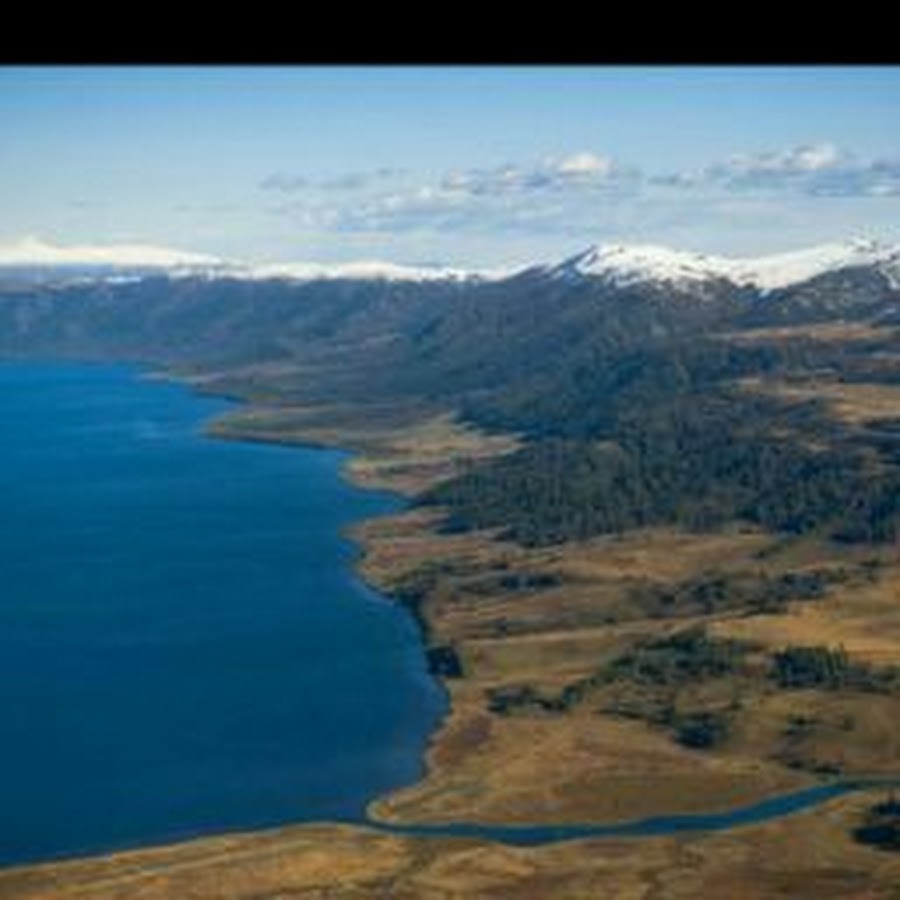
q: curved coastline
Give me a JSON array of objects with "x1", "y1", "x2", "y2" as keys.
[
  {"x1": 159, "y1": 370, "x2": 458, "y2": 832},
  {"x1": 198, "y1": 388, "x2": 900, "y2": 847},
  {"x1": 197, "y1": 395, "x2": 457, "y2": 813},
  {"x1": 0, "y1": 362, "x2": 447, "y2": 869}
]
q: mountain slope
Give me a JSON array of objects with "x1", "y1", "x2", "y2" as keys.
[
  {"x1": 547, "y1": 238, "x2": 900, "y2": 292},
  {"x1": 0, "y1": 237, "x2": 898, "y2": 415}
]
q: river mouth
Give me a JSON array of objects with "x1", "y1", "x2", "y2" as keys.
[
  {"x1": 360, "y1": 778, "x2": 900, "y2": 845},
  {"x1": 0, "y1": 362, "x2": 446, "y2": 867}
]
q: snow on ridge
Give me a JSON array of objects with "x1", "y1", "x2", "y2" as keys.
[
  {"x1": 554, "y1": 244, "x2": 725, "y2": 287},
  {"x1": 240, "y1": 259, "x2": 482, "y2": 283},
  {"x1": 0, "y1": 236, "x2": 222, "y2": 269},
  {"x1": 728, "y1": 239, "x2": 900, "y2": 290},
  {"x1": 4, "y1": 235, "x2": 899, "y2": 291},
  {"x1": 232, "y1": 256, "x2": 523, "y2": 283},
  {"x1": 0, "y1": 237, "x2": 507, "y2": 284},
  {"x1": 554, "y1": 238, "x2": 900, "y2": 291}
]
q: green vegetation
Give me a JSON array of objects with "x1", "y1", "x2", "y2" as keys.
[
  {"x1": 458, "y1": 570, "x2": 563, "y2": 597},
  {"x1": 425, "y1": 390, "x2": 900, "y2": 546},
  {"x1": 426, "y1": 645, "x2": 464, "y2": 679},
  {"x1": 384, "y1": 562, "x2": 469, "y2": 678},
  {"x1": 625, "y1": 567, "x2": 847, "y2": 619},
  {"x1": 486, "y1": 684, "x2": 573, "y2": 716},
  {"x1": 484, "y1": 630, "x2": 900, "y2": 760},
  {"x1": 601, "y1": 627, "x2": 748, "y2": 686},
  {"x1": 485, "y1": 628, "x2": 747, "y2": 751},
  {"x1": 852, "y1": 795, "x2": 900, "y2": 851},
  {"x1": 770, "y1": 645, "x2": 900, "y2": 693},
  {"x1": 460, "y1": 334, "x2": 845, "y2": 439},
  {"x1": 387, "y1": 558, "x2": 479, "y2": 641},
  {"x1": 673, "y1": 711, "x2": 732, "y2": 749}
]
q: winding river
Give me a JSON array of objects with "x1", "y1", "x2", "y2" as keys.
[{"x1": 362, "y1": 779, "x2": 898, "y2": 845}]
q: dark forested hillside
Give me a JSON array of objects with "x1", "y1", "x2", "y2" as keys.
[
  {"x1": 0, "y1": 269, "x2": 747, "y2": 404},
  {"x1": 736, "y1": 266, "x2": 899, "y2": 328},
  {"x1": 1, "y1": 263, "x2": 898, "y2": 548},
  {"x1": 425, "y1": 390, "x2": 900, "y2": 545},
  {"x1": 0, "y1": 275, "x2": 459, "y2": 378}
]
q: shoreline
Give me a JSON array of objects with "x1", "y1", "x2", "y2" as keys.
[
  {"x1": 200, "y1": 399, "x2": 819, "y2": 825},
  {"x1": 2, "y1": 379, "x2": 900, "y2": 896},
  {"x1": 201, "y1": 400, "x2": 498, "y2": 824},
  {"x1": 202, "y1": 396, "x2": 900, "y2": 826},
  {"x1": 200, "y1": 394, "x2": 898, "y2": 824}
]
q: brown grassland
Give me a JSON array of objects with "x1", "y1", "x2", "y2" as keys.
[{"x1": 1, "y1": 790, "x2": 898, "y2": 899}]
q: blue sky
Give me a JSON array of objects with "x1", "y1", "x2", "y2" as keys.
[{"x1": 2, "y1": 65, "x2": 900, "y2": 267}]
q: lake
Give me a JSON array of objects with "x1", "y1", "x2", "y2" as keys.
[{"x1": 0, "y1": 362, "x2": 446, "y2": 865}]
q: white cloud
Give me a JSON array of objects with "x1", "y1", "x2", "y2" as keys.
[
  {"x1": 555, "y1": 151, "x2": 615, "y2": 178},
  {"x1": 724, "y1": 142, "x2": 844, "y2": 177},
  {"x1": 438, "y1": 151, "x2": 631, "y2": 199},
  {"x1": 663, "y1": 142, "x2": 900, "y2": 198},
  {"x1": 264, "y1": 150, "x2": 635, "y2": 237},
  {"x1": 791, "y1": 143, "x2": 843, "y2": 172},
  {"x1": 263, "y1": 144, "x2": 900, "y2": 249}
]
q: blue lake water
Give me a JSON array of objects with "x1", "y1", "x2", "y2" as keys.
[
  {"x1": 2, "y1": 361, "x2": 893, "y2": 867},
  {"x1": 0, "y1": 362, "x2": 446, "y2": 866}
]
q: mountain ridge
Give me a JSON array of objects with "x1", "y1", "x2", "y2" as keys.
[
  {"x1": 546, "y1": 238, "x2": 900, "y2": 292},
  {"x1": 3, "y1": 235, "x2": 900, "y2": 292}
]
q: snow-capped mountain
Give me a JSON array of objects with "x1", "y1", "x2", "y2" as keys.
[
  {"x1": 3, "y1": 235, "x2": 899, "y2": 293},
  {"x1": 728, "y1": 240, "x2": 900, "y2": 291},
  {"x1": 548, "y1": 238, "x2": 900, "y2": 292},
  {"x1": 547, "y1": 243, "x2": 731, "y2": 287},
  {"x1": 237, "y1": 259, "x2": 499, "y2": 283},
  {"x1": 0, "y1": 237, "x2": 508, "y2": 285}
]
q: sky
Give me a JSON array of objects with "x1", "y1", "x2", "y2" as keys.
[{"x1": 2, "y1": 65, "x2": 900, "y2": 268}]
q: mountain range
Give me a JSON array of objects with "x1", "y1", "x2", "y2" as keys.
[{"x1": 2, "y1": 236, "x2": 899, "y2": 293}]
